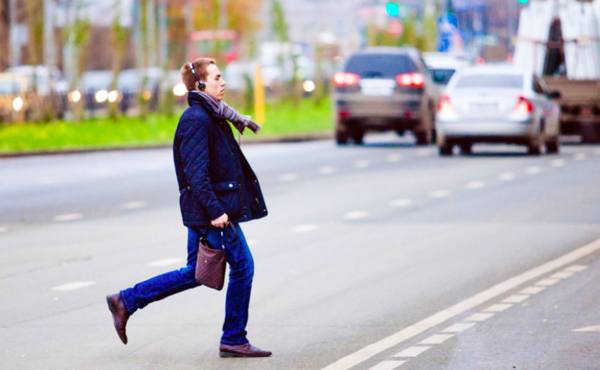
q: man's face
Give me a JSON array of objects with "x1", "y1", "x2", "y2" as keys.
[{"x1": 203, "y1": 64, "x2": 226, "y2": 101}]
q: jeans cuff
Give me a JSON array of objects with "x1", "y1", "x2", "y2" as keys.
[{"x1": 119, "y1": 290, "x2": 136, "y2": 315}]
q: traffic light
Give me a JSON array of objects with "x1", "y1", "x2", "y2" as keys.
[
  {"x1": 385, "y1": 1, "x2": 400, "y2": 17},
  {"x1": 518, "y1": 0, "x2": 529, "y2": 4}
]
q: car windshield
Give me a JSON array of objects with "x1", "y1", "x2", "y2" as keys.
[
  {"x1": 345, "y1": 54, "x2": 417, "y2": 78},
  {"x1": 0, "y1": 81, "x2": 21, "y2": 94},
  {"x1": 455, "y1": 74, "x2": 523, "y2": 89}
]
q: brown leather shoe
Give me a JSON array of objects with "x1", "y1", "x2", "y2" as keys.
[
  {"x1": 106, "y1": 293, "x2": 130, "y2": 345},
  {"x1": 219, "y1": 343, "x2": 272, "y2": 358}
]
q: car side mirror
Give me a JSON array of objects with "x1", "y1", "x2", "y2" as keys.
[{"x1": 547, "y1": 90, "x2": 561, "y2": 100}]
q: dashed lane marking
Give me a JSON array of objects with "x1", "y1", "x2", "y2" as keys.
[
  {"x1": 354, "y1": 160, "x2": 371, "y2": 169},
  {"x1": 120, "y1": 201, "x2": 148, "y2": 210},
  {"x1": 535, "y1": 278, "x2": 560, "y2": 287},
  {"x1": 53, "y1": 213, "x2": 83, "y2": 222},
  {"x1": 52, "y1": 281, "x2": 96, "y2": 291},
  {"x1": 386, "y1": 154, "x2": 403, "y2": 163},
  {"x1": 390, "y1": 199, "x2": 412, "y2": 208},
  {"x1": 419, "y1": 333, "x2": 454, "y2": 345},
  {"x1": 483, "y1": 303, "x2": 513, "y2": 313},
  {"x1": 292, "y1": 224, "x2": 319, "y2": 233},
  {"x1": 550, "y1": 159, "x2": 566, "y2": 168},
  {"x1": 573, "y1": 325, "x2": 600, "y2": 333},
  {"x1": 466, "y1": 181, "x2": 485, "y2": 190},
  {"x1": 0, "y1": 226, "x2": 6, "y2": 233},
  {"x1": 146, "y1": 258, "x2": 184, "y2": 267},
  {"x1": 550, "y1": 270, "x2": 575, "y2": 279},
  {"x1": 368, "y1": 360, "x2": 406, "y2": 370},
  {"x1": 498, "y1": 172, "x2": 516, "y2": 181},
  {"x1": 38, "y1": 177, "x2": 61, "y2": 185},
  {"x1": 465, "y1": 312, "x2": 495, "y2": 322},
  {"x1": 442, "y1": 323, "x2": 476, "y2": 333},
  {"x1": 393, "y1": 345, "x2": 431, "y2": 358},
  {"x1": 573, "y1": 153, "x2": 587, "y2": 161},
  {"x1": 429, "y1": 190, "x2": 451, "y2": 199},
  {"x1": 321, "y1": 239, "x2": 600, "y2": 370},
  {"x1": 502, "y1": 294, "x2": 529, "y2": 304},
  {"x1": 278, "y1": 173, "x2": 299, "y2": 182},
  {"x1": 319, "y1": 166, "x2": 336, "y2": 175},
  {"x1": 343, "y1": 211, "x2": 368, "y2": 221},
  {"x1": 525, "y1": 166, "x2": 542, "y2": 175},
  {"x1": 519, "y1": 286, "x2": 546, "y2": 295}
]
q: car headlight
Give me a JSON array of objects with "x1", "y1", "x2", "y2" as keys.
[
  {"x1": 12, "y1": 97, "x2": 24, "y2": 112},
  {"x1": 173, "y1": 83, "x2": 187, "y2": 97},
  {"x1": 302, "y1": 80, "x2": 316, "y2": 93},
  {"x1": 95, "y1": 89, "x2": 108, "y2": 103},
  {"x1": 107, "y1": 90, "x2": 120, "y2": 103},
  {"x1": 68, "y1": 90, "x2": 82, "y2": 103}
]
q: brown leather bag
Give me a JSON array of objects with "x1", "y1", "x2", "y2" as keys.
[{"x1": 195, "y1": 234, "x2": 227, "y2": 291}]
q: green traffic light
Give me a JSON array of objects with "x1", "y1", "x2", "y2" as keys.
[
  {"x1": 385, "y1": 1, "x2": 400, "y2": 17},
  {"x1": 518, "y1": 0, "x2": 529, "y2": 4}
]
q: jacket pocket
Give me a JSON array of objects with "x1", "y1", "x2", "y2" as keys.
[{"x1": 211, "y1": 181, "x2": 242, "y2": 218}]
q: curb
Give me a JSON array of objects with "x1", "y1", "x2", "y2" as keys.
[{"x1": 0, "y1": 132, "x2": 333, "y2": 159}]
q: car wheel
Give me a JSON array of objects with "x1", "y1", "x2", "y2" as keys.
[
  {"x1": 415, "y1": 130, "x2": 432, "y2": 146},
  {"x1": 527, "y1": 135, "x2": 544, "y2": 155},
  {"x1": 335, "y1": 131, "x2": 349, "y2": 145},
  {"x1": 546, "y1": 136, "x2": 560, "y2": 154},
  {"x1": 459, "y1": 142, "x2": 473, "y2": 155},
  {"x1": 438, "y1": 142, "x2": 452, "y2": 156},
  {"x1": 352, "y1": 128, "x2": 365, "y2": 145}
]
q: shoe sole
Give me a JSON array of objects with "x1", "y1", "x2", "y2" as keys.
[
  {"x1": 106, "y1": 295, "x2": 128, "y2": 345},
  {"x1": 219, "y1": 351, "x2": 271, "y2": 358}
]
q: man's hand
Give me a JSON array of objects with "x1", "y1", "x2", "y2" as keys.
[{"x1": 211, "y1": 213, "x2": 229, "y2": 228}]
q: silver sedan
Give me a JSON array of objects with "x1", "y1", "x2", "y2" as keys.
[{"x1": 436, "y1": 65, "x2": 561, "y2": 156}]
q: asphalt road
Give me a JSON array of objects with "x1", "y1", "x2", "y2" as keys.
[{"x1": 1, "y1": 134, "x2": 599, "y2": 370}]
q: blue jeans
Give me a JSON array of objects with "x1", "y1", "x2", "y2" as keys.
[{"x1": 120, "y1": 223, "x2": 254, "y2": 345}]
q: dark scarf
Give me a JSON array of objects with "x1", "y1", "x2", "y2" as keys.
[{"x1": 189, "y1": 91, "x2": 261, "y2": 134}]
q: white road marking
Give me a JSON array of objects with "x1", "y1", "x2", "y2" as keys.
[
  {"x1": 466, "y1": 181, "x2": 485, "y2": 190},
  {"x1": 394, "y1": 345, "x2": 431, "y2": 358},
  {"x1": 420, "y1": 333, "x2": 454, "y2": 345},
  {"x1": 90, "y1": 169, "x2": 113, "y2": 177},
  {"x1": 483, "y1": 303, "x2": 513, "y2": 313},
  {"x1": 386, "y1": 154, "x2": 403, "y2": 163},
  {"x1": 573, "y1": 325, "x2": 600, "y2": 333},
  {"x1": 321, "y1": 237, "x2": 600, "y2": 370},
  {"x1": 465, "y1": 312, "x2": 495, "y2": 322},
  {"x1": 319, "y1": 166, "x2": 336, "y2": 175},
  {"x1": 292, "y1": 224, "x2": 319, "y2": 233},
  {"x1": 343, "y1": 211, "x2": 368, "y2": 221},
  {"x1": 279, "y1": 173, "x2": 298, "y2": 182},
  {"x1": 0, "y1": 226, "x2": 6, "y2": 233},
  {"x1": 368, "y1": 360, "x2": 406, "y2": 370},
  {"x1": 498, "y1": 172, "x2": 516, "y2": 181},
  {"x1": 38, "y1": 177, "x2": 61, "y2": 185},
  {"x1": 442, "y1": 323, "x2": 475, "y2": 333},
  {"x1": 429, "y1": 190, "x2": 451, "y2": 199},
  {"x1": 565, "y1": 265, "x2": 588, "y2": 273},
  {"x1": 120, "y1": 201, "x2": 148, "y2": 210},
  {"x1": 416, "y1": 148, "x2": 431, "y2": 157},
  {"x1": 52, "y1": 281, "x2": 96, "y2": 291},
  {"x1": 146, "y1": 258, "x2": 184, "y2": 267},
  {"x1": 550, "y1": 271, "x2": 575, "y2": 279},
  {"x1": 519, "y1": 286, "x2": 546, "y2": 295},
  {"x1": 550, "y1": 159, "x2": 566, "y2": 168},
  {"x1": 595, "y1": 149, "x2": 600, "y2": 156},
  {"x1": 535, "y1": 278, "x2": 560, "y2": 287},
  {"x1": 390, "y1": 199, "x2": 412, "y2": 208},
  {"x1": 53, "y1": 213, "x2": 83, "y2": 222},
  {"x1": 525, "y1": 166, "x2": 542, "y2": 175},
  {"x1": 502, "y1": 294, "x2": 529, "y2": 304},
  {"x1": 573, "y1": 153, "x2": 587, "y2": 161},
  {"x1": 354, "y1": 160, "x2": 371, "y2": 169}
]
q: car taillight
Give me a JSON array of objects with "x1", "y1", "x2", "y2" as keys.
[
  {"x1": 437, "y1": 95, "x2": 454, "y2": 114},
  {"x1": 515, "y1": 96, "x2": 533, "y2": 115},
  {"x1": 333, "y1": 72, "x2": 360, "y2": 87},
  {"x1": 396, "y1": 73, "x2": 424, "y2": 88}
]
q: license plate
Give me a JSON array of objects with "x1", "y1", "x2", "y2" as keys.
[
  {"x1": 362, "y1": 87, "x2": 393, "y2": 96},
  {"x1": 470, "y1": 103, "x2": 498, "y2": 112}
]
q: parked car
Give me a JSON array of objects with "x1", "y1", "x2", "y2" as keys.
[
  {"x1": 333, "y1": 46, "x2": 437, "y2": 145},
  {"x1": 79, "y1": 70, "x2": 113, "y2": 111},
  {"x1": 7, "y1": 65, "x2": 68, "y2": 118},
  {"x1": 436, "y1": 64, "x2": 561, "y2": 156},
  {"x1": 0, "y1": 73, "x2": 29, "y2": 122}
]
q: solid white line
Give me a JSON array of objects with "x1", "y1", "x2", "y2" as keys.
[
  {"x1": 292, "y1": 224, "x2": 319, "y2": 233},
  {"x1": 53, "y1": 213, "x2": 83, "y2": 222},
  {"x1": 343, "y1": 211, "x2": 368, "y2": 221},
  {"x1": 146, "y1": 258, "x2": 184, "y2": 267},
  {"x1": 321, "y1": 237, "x2": 600, "y2": 370},
  {"x1": 368, "y1": 360, "x2": 406, "y2": 370},
  {"x1": 394, "y1": 345, "x2": 431, "y2": 358},
  {"x1": 420, "y1": 333, "x2": 454, "y2": 345},
  {"x1": 525, "y1": 166, "x2": 542, "y2": 175},
  {"x1": 519, "y1": 286, "x2": 546, "y2": 295},
  {"x1": 386, "y1": 154, "x2": 403, "y2": 163},
  {"x1": 354, "y1": 160, "x2": 371, "y2": 169},
  {"x1": 120, "y1": 201, "x2": 148, "y2": 210},
  {"x1": 483, "y1": 303, "x2": 513, "y2": 313},
  {"x1": 319, "y1": 166, "x2": 336, "y2": 175},
  {"x1": 466, "y1": 181, "x2": 485, "y2": 190},
  {"x1": 502, "y1": 294, "x2": 529, "y2": 304},
  {"x1": 52, "y1": 281, "x2": 96, "y2": 291},
  {"x1": 279, "y1": 173, "x2": 298, "y2": 182},
  {"x1": 390, "y1": 199, "x2": 412, "y2": 208},
  {"x1": 498, "y1": 172, "x2": 516, "y2": 181},
  {"x1": 429, "y1": 190, "x2": 451, "y2": 199},
  {"x1": 573, "y1": 325, "x2": 600, "y2": 333},
  {"x1": 442, "y1": 322, "x2": 475, "y2": 333},
  {"x1": 535, "y1": 278, "x2": 560, "y2": 287},
  {"x1": 465, "y1": 312, "x2": 495, "y2": 322}
]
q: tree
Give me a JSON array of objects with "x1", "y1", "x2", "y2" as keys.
[
  {"x1": 108, "y1": 14, "x2": 128, "y2": 120},
  {"x1": 64, "y1": 13, "x2": 91, "y2": 122},
  {"x1": 0, "y1": 0, "x2": 9, "y2": 70}
]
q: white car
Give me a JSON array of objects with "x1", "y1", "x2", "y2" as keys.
[{"x1": 436, "y1": 64, "x2": 561, "y2": 156}]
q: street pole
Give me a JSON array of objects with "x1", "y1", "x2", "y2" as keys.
[
  {"x1": 9, "y1": 0, "x2": 18, "y2": 67},
  {"x1": 44, "y1": 0, "x2": 56, "y2": 70}
]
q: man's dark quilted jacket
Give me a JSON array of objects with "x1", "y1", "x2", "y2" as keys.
[{"x1": 173, "y1": 92, "x2": 268, "y2": 227}]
